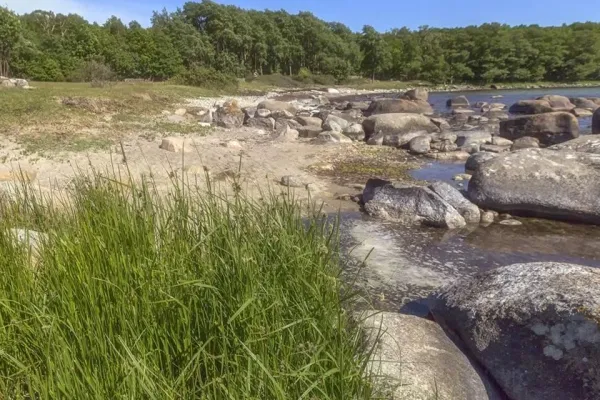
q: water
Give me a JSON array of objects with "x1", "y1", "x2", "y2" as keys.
[{"x1": 340, "y1": 160, "x2": 600, "y2": 315}]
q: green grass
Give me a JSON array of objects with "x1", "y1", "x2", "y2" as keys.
[{"x1": 0, "y1": 170, "x2": 377, "y2": 399}]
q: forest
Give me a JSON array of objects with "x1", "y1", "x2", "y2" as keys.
[{"x1": 1, "y1": 0, "x2": 600, "y2": 85}]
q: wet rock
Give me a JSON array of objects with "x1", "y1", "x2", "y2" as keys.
[
  {"x1": 446, "y1": 95, "x2": 470, "y2": 108},
  {"x1": 363, "y1": 113, "x2": 439, "y2": 139},
  {"x1": 313, "y1": 131, "x2": 352, "y2": 144},
  {"x1": 362, "y1": 179, "x2": 467, "y2": 229},
  {"x1": 571, "y1": 108, "x2": 593, "y2": 117},
  {"x1": 455, "y1": 131, "x2": 492, "y2": 147},
  {"x1": 594, "y1": 108, "x2": 600, "y2": 134},
  {"x1": 468, "y1": 148, "x2": 600, "y2": 224},
  {"x1": 429, "y1": 181, "x2": 481, "y2": 224},
  {"x1": 361, "y1": 312, "x2": 504, "y2": 400},
  {"x1": 511, "y1": 136, "x2": 540, "y2": 151},
  {"x1": 343, "y1": 123, "x2": 365, "y2": 141},
  {"x1": 257, "y1": 100, "x2": 296, "y2": 114},
  {"x1": 453, "y1": 173, "x2": 472, "y2": 181},
  {"x1": 246, "y1": 117, "x2": 275, "y2": 130},
  {"x1": 499, "y1": 112, "x2": 579, "y2": 146},
  {"x1": 323, "y1": 114, "x2": 349, "y2": 132},
  {"x1": 403, "y1": 88, "x2": 429, "y2": 102},
  {"x1": 479, "y1": 144, "x2": 510, "y2": 153},
  {"x1": 409, "y1": 135, "x2": 432, "y2": 154},
  {"x1": 465, "y1": 152, "x2": 498, "y2": 174},
  {"x1": 490, "y1": 136, "x2": 513, "y2": 146},
  {"x1": 296, "y1": 116, "x2": 323, "y2": 127},
  {"x1": 431, "y1": 262, "x2": 600, "y2": 400},
  {"x1": 159, "y1": 137, "x2": 192, "y2": 153},
  {"x1": 366, "y1": 99, "x2": 434, "y2": 115},
  {"x1": 280, "y1": 175, "x2": 304, "y2": 188}
]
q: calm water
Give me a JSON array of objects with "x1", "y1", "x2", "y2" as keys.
[{"x1": 340, "y1": 159, "x2": 600, "y2": 314}]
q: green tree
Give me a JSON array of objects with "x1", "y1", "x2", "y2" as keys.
[
  {"x1": 0, "y1": 7, "x2": 21, "y2": 76},
  {"x1": 360, "y1": 25, "x2": 390, "y2": 81}
]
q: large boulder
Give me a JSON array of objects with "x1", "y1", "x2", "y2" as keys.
[
  {"x1": 509, "y1": 100, "x2": 554, "y2": 114},
  {"x1": 257, "y1": 100, "x2": 297, "y2": 114},
  {"x1": 431, "y1": 262, "x2": 600, "y2": 400},
  {"x1": 361, "y1": 312, "x2": 504, "y2": 400},
  {"x1": 365, "y1": 99, "x2": 433, "y2": 115},
  {"x1": 464, "y1": 152, "x2": 498, "y2": 174},
  {"x1": 362, "y1": 113, "x2": 439, "y2": 139},
  {"x1": 549, "y1": 135, "x2": 600, "y2": 154},
  {"x1": 499, "y1": 112, "x2": 579, "y2": 146},
  {"x1": 594, "y1": 108, "x2": 600, "y2": 134},
  {"x1": 537, "y1": 94, "x2": 576, "y2": 111},
  {"x1": 570, "y1": 97, "x2": 600, "y2": 111},
  {"x1": 429, "y1": 181, "x2": 480, "y2": 224},
  {"x1": 468, "y1": 148, "x2": 600, "y2": 224},
  {"x1": 446, "y1": 96, "x2": 470, "y2": 108},
  {"x1": 323, "y1": 114, "x2": 349, "y2": 132},
  {"x1": 403, "y1": 88, "x2": 429, "y2": 102},
  {"x1": 362, "y1": 179, "x2": 467, "y2": 229},
  {"x1": 215, "y1": 100, "x2": 244, "y2": 128}
]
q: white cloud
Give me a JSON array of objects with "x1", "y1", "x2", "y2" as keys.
[{"x1": 2, "y1": 0, "x2": 151, "y2": 25}]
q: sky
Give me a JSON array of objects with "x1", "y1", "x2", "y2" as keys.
[{"x1": 4, "y1": 0, "x2": 600, "y2": 31}]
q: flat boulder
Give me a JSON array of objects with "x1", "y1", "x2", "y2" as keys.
[
  {"x1": 446, "y1": 96, "x2": 470, "y2": 108},
  {"x1": 499, "y1": 112, "x2": 579, "y2": 146},
  {"x1": 362, "y1": 179, "x2": 467, "y2": 229},
  {"x1": 257, "y1": 100, "x2": 296, "y2": 114},
  {"x1": 594, "y1": 108, "x2": 600, "y2": 134},
  {"x1": 468, "y1": 148, "x2": 600, "y2": 224},
  {"x1": 361, "y1": 312, "x2": 503, "y2": 400},
  {"x1": 363, "y1": 113, "x2": 439, "y2": 139},
  {"x1": 431, "y1": 262, "x2": 600, "y2": 400},
  {"x1": 366, "y1": 99, "x2": 433, "y2": 115}
]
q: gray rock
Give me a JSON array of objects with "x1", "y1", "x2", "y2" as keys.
[
  {"x1": 215, "y1": 102, "x2": 244, "y2": 128},
  {"x1": 429, "y1": 181, "x2": 481, "y2": 224},
  {"x1": 363, "y1": 113, "x2": 439, "y2": 140},
  {"x1": 349, "y1": 101, "x2": 370, "y2": 110},
  {"x1": 468, "y1": 148, "x2": 600, "y2": 224},
  {"x1": 473, "y1": 101, "x2": 488, "y2": 108},
  {"x1": 296, "y1": 116, "x2": 323, "y2": 127},
  {"x1": 409, "y1": 135, "x2": 432, "y2": 154},
  {"x1": 537, "y1": 94, "x2": 576, "y2": 111},
  {"x1": 480, "y1": 211, "x2": 496, "y2": 224},
  {"x1": 313, "y1": 131, "x2": 352, "y2": 144},
  {"x1": 594, "y1": 108, "x2": 600, "y2": 134},
  {"x1": 460, "y1": 143, "x2": 481, "y2": 154},
  {"x1": 362, "y1": 179, "x2": 467, "y2": 229},
  {"x1": 499, "y1": 219, "x2": 523, "y2": 226},
  {"x1": 511, "y1": 136, "x2": 540, "y2": 151},
  {"x1": 438, "y1": 142, "x2": 458, "y2": 153},
  {"x1": 297, "y1": 126, "x2": 323, "y2": 138},
  {"x1": 323, "y1": 114, "x2": 349, "y2": 132},
  {"x1": 509, "y1": 99, "x2": 554, "y2": 114},
  {"x1": 275, "y1": 118, "x2": 302, "y2": 132},
  {"x1": 366, "y1": 99, "x2": 433, "y2": 115},
  {"x1": 431, "y1": 262, "x2": 600, "y2": 400},
  {"x1": 243, "y1": 107, "x2": 256, "y2": 119},
  {"x1": 280, "y1": 175, "x2": 304, "y2": 188},
  {"x1": 453, "y1": 108, "x2": 474, "y2": 115},
  {"x1": 257, "y1": 100, "x2": 296, "y2": 113},
  {"x1": 455, "y1": 131, "x2": 492, "y2": 147},
  {"x1": 270, "y1": 109, "x2": 295, "y2": 119},
  {"x1": 256, "y1": 108, "x2": 271, "y2": 118},
  {"x1": 273, "y1": 125, "x2": 299, "y2": 142},
  {"x1": 431, "y1": 132, "x2": 458, "y2": 143},
  {"x1": 465, "y1": 152, "x2": 498, "y2": 174},
  {"x1": 490, "y1": 136, "x2": 513, "y2": 146},
  {"x1": 430, "y1": 117, "x2": 451, "y2": 131},
  {"x1": 160, "y1": 137, "x2": 192, "y2": 153},
  {"x1": 572, "y1": 108, "x2": 594, "y2": 117},
  {"x1": 246, "y1": 117, "x2": 275, "y2": 130},
  {"x1": 549, "y1": 135, "x2": 600, "y2": 154},
  {"x1": 403, "y1": 88, "x2": 429, "y2": 102},
  {"x1": 343, "y1": 123, "x2": 365, "y2": 141},
  {"x1": 425, "y1": 151, "x2": 471, "y2": 161},
  {"x1": 361, "y1": 312, "x2": 504, "y2": 400},
  {"x1": 369, "y1": 131, "x2": 428, "y2": 148},
  {"x1": 446, "y1": 96, "x2": 470, "y2": 108},
  {"x1": 499, "y1": 112, "x2": 579, "y2": 146}
]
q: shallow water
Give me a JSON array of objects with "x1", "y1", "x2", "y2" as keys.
[{"x1": 340, "y1": 160, "x2": 600, "y2": 315}]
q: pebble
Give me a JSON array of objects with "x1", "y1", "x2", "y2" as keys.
[{"x1": 280, "y1": 175, "x2": 304, "y2": 188}]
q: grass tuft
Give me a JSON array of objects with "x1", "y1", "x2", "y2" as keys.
[{"x1": 0, "y1": 170, "x2": 376, "y2": 399}]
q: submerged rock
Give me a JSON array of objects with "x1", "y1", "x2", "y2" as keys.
[
  {"x1": 431, "y1": 262, "x2": 600, "y2": 400},
  {"x1": 468, "y1": 148, "x2": 600, "y2": 224},
  {"x1": 362, "y1": 179, "x2": 467, "y2": 229}
]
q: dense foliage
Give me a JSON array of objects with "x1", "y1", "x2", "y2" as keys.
[{"x1": 2, "y1": 0, "x2": 600, "y2": 84}]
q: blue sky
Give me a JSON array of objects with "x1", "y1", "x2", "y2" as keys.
[{"x1": 5, "y1": 0, "x2": 600, "y2": 31}]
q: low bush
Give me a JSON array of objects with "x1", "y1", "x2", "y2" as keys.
[
  {"x1": 69, "y1": 60, "x2": 117, "y2": 87},
  {"x1": 174, "y1": 65, "x2": 238, "y2": 91},
  {"x1": 0, "y1": 171, "x2": 375, "y2": 399}
]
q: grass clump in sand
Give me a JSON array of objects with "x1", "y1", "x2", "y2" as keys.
[{"x1": 0, "y1": 171, "x2": 376, "y2": 399}]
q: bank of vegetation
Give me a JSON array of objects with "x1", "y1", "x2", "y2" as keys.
[
  {"x1": 1, "y1": 0, "x2": 599, "y2": 88},
  {"x1": 0, "y1": 172, "x2": 376, "y2": 398}
]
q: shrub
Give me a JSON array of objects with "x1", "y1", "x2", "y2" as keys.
[
  {"x1": 68, "y1": 60, "x2": 116, "y2": 87},
  {"x1": 174, "y1": 65, "x2": 238, "y2": 91}
]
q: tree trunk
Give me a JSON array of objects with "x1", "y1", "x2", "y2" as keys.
[{"x1": 372, "y1": 71, "x2": 375, "y2": 82}]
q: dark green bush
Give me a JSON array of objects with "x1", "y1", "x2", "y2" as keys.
[{"x1": 174, "y1": 66, "x2": 238, "y2": 91}]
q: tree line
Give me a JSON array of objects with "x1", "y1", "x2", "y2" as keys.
[{"x1": 1, "y1": 0, "x2": 599, "y2": 84}]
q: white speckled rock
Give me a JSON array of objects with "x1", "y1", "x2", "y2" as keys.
[
  {"x1": 429, "y1": 181, "x2": 480, "y2": 224},
  {"x1": 431, "y1": 262, "x2": 600, "y2": 400}
]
